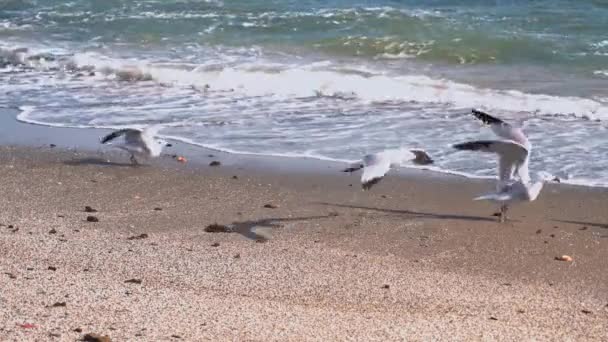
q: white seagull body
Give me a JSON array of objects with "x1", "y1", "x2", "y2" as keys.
[
  {"x1": 454, "y1": 110, "x2": 549, "y2": 222},
  {"x1": 101, "y1": 125, "x2": 164, "y2": 164},
  {"x1": 343, "y1": 148, "x2": 433, "y2": 190}
]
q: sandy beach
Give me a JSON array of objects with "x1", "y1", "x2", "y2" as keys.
[{"x1": 0, "y1": 114, "x2": 607, "y2": 341}]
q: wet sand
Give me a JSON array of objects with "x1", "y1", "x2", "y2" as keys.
[{"x1": 0, "y1": 111, "x2": 607, "y2": 340}]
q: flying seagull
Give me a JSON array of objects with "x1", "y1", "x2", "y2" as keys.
[
  {"x1": 343, "y1": 148, "x2": 433, "y2": 190},
  {"x1": 453, "y1": 110, "x2": 551, "y2": 222},
  {"x1": 101, "y1": 125, "x2": 164, "y2": 165}
]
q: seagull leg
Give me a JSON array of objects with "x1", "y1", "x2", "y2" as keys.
[
  {"x1": 130, "y1": 154, "x2": 139, "y2": 165},
  {"x1": 499, "y1": 205, "x2": 506, "y2": 223}
]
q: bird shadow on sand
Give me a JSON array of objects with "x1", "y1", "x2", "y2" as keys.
[
  {"x1": 63, "y1": 157, "x2": 139, "y2": 168},
  {"x1": 552, "y1": 219, "x2": 608, "y2": 230},
  {"x1": 315, "y1": 202, "x2": 497, "y2": 223},
  {"x1": 228, "y1": 215, "x2": 336, "y2": 241}
]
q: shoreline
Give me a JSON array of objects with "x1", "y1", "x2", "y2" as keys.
[{"x1": 2, "y1": 107, "x2": 605, "y2": 191}]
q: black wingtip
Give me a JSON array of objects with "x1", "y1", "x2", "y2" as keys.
[
  {"x1": 410, "y1": 150, "x2": 434, "y2": 165},
  {"x1": 471, "y1": 109, "x2": 503, "y2": 125},
  {"x1": 100, "y1": 131, "x2": 119, "y2": 144},
  {"x1": 362, "y1": 177, "x2": 383, "y2": 190},
  {"x1": 452, "y1": 141, "x2": 493, "y2": 151},
  {"x1": 342, "y1": 164, "x2": 364, "y2": 173}
]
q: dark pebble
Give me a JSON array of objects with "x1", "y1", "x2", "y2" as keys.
[
  {"x1": 263, "y1": 204, "x2": 278, "y2": 209},
  {"x1": 582, "y1": 309, "x2": 592, "y2": 314},
  {"x1": 579, "y1": 226, "x2": 588, "y2": 231},
  {"x1": 204, "y1": 223, "x2": 231, "y2": 233},
  {"x1": 233, "y1": 253, "x2": 240, "y2": 259},
  {"x1": 127, "y1": 234, "x2": 149, "y2": 240},
  {"x1": 84, "y1": 206, "x2": 97, "y2": 213},
  {"x1": 4, "y1": 272, "x2": 16, "y2": 279},
  {"x1": 382, "y1": 284, "x2": 390, "y2": 289},
  {"x1": 208, "y1": 154, "x2": 214, "y2": 158},
  {"x1": 49, "y1": 144, "x2": 56, "y2": 148},
  {"x1": 549, "y1": 234, "x2": 555, "y2": 238},
  {"x1": 49, "y1": 229, "x2": 57, "y2": 234},
  {"x1": 535, "y1": 229, "x2": 542, "y2": 234},
  {"x1": 232, "y1": 175, "x2": 238, "y2": 179},
  {"x1": 153, "y1": 207, "x2": 162, "y2": 211},
  {"x1": 124, "y1": 279, "x2": 142, "y2": 284},
  {"x1": 165, "y1": 143, "x2": 172, "y2": 147},
  {"x1": 489, "y1": 316, "x2": 498, "y2": 321},
  {"x1": 209, "y1": 161, "x2": 221, "y2": 167},
  {"x1": 73, "y1": 328, "x2": 82, "y2": 333},
  {"x1": 52, "y1": 302, "x2": 66, "y2": 307},
  {"x1": 211, "y1": 242, "x2": 220, "y2": 247},
  {"x1": 48, "y1": 266, "x2": 57, "y2": 271},
  {"x1": 171, "y1": 335, "x2": 182, "y2": 339},
  {"x1": 82, "y1": 333, "x2": 112, "y2": 342},
  {"x1": 57, "y1": 214, "x2": 65, "y2": 218},
  {"x1": 86, "y1": 216, "x2": 99, "y2": 222}
]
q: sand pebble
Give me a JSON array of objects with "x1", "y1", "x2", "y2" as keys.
[
  {"x1": 48, "y1": 266, "x2": 57, "y2": 271},
  {"x1": 51, "y1": 302, "x2": 66, "y2": 307},
  {"x1": 204, "y1": 223, "x2": 231, "y2": 233},
  {"x1": 209, "y1": 161, "x2": 221, "y2": 167},
  {"x1": 555, "y1": 255, "x2": 573, "y2": 262},
  {"x1": 49, "y1": 228, "x2": 57, "y2": 234},
  {"x1": 127, "y1": 234, "x2": 149, "y2": 240},
  {"x1": 124, "y1": 279, "x2": 142, "y2": 284},
  {"x1": 211, "y1": 242, "x2": 220, "y2": 247},
  {"x1": 86, "y1": 216, "x2": 99, "y2": 222},
  {"x1": 153, "y1": 207, "x2": 162, "y2": 211},
  {"x1": 382, "y1": 284, "x2": 390, "y2": 289},
  {"x1": 263, "y1": 204, "x2": 278, "y2": 209},
  {"x1": 84, "y1": 206, "x2": 98, "y2": 213},
  {"x1": 581, "y1": 309, "x2": 592, "y2": 314},
  {"x1": 82, "y1": 333, "x2": 112, "y2": 342}
]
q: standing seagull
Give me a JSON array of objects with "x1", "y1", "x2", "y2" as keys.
[
  {"x1": 454, "y1": 110, "x2": 549, "y2": 222},
  {"x1": 343, "y1": 148, "x2": 433, "y2": 190},
  {"x1": 101, "y1": 125, "x2": 164, "y2": 165}
]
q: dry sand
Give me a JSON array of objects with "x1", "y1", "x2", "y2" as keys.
[{"x1": 0, "y1": 145, "x2": 607, "y2": 341}]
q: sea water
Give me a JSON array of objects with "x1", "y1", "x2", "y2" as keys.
[{"x1": 1, "y1": 0, "x2": 607, "y2": 186}]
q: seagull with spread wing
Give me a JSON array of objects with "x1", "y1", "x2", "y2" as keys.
[
  {"x1": 343, "y1": 148, "x2": 433, "y2": 190},
  {"x1": 100, "y1": 125, "x2": 164, "y2": 165},
  {"x1": 453, "y1": 110, "x2": 551, "y2": 222}
]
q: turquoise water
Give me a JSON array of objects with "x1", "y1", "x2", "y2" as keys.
[{"x1": 1, "y1": 0, "x2": 608, "y2": 185}]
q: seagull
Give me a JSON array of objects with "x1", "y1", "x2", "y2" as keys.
[
  {"x1": 471, "y1": 109, "x2": 531, "y2": 186},
  {"x1": 471, "y1": 172, "x2": 553, "y2": 223},
  {"x1": 343, "y1": 148, "x2": 433, "y2": 190},
  {"x1": 100, "y1": 125, "x2": 164, "y2": 165},
  {"x1": 454, "y1": 110, "x2": 551, "y2": 222}
]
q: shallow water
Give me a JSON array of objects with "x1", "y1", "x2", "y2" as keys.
[{"x1": 1, "y1": 0, "x2": 607, "y2": 186}]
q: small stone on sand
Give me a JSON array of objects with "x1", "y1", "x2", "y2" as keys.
[
  {"x1": 48, "y1": 266, "x2": 57, "y2": 271},
  {"x1": 579, "y1": 226, "x2": 588, "y2": 231},
  {"x1": 51, "y1": 302, "x2": 66, "y2": 307},
  {"x1": 49, "y1": 229, "x2": 57, "y2": 234},
  {"x1": 82, "y1": 333, "x2": 112, "y2": 342},
  {"x1": 127, "y1": 234, "x2": 149, "y2": 240},
  {"x1": 581, "y1": 309, "x2": 592, "y2": 314},
  {"x1": 263, "y1": 204, "x2": 278, "y2": 209},
  {"x1": 535, "y1": 229, "x2": 542, "y2": 234},
  {"x1": 382, "y1": 284, "x2": 390, "y2": 289},
  {"x1": 555, "y1": 255, "x2": 573, "y2": 262},
  {"x1": 153, "y1": 207, "x2": 162, "y2": 211},
  {"x1": 211, "y1": 242, "x2": 220, "y2": 247},
  {"x1": 209, "y1": 161, "x2": 221, "y2": 167},
  {"x1": 86, "y1": 216, "x2": 99, "y2": 222},
  {"x1": 84, "y1": 206, "x2": 97, "y2": 213},
  {"x1": 124, "y1": 279, "x2": 142, "y2": 284},
  {"x1": 204, "y1": 224, "x2": 231, "y2": 233}
]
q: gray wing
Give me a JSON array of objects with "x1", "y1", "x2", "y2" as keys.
[
  {"x1": 453, "y1": 140, "x2": 529, "y2": 183},
  {"x1": 101, "y1": 128, "x2": 142, "y2": 144},
  {"x1": 471, "y1": 109, "x2": 530, "y2": 148}
]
